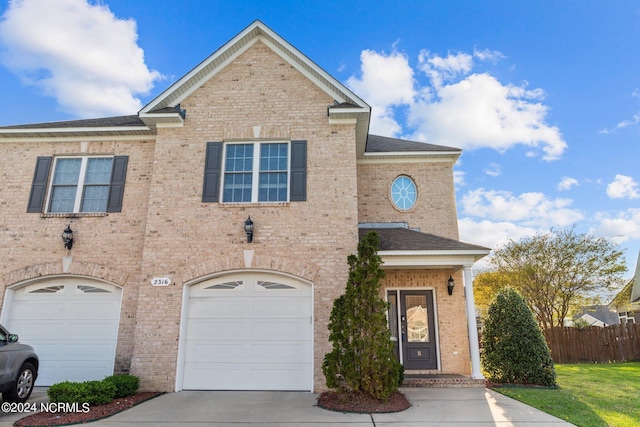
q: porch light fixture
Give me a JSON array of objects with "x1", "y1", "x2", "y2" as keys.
[
  {"x1": 244, "y1": 216, "x2": 254, "y2": 243},
  {"x1": 62, "y1": 224, "x2": 74, "y2": 250},
  {"x1": 447, "y1": 275, "x2": 455, "y2": 296}
]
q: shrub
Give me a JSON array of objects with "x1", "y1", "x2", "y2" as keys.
[
  {"x1": 322, "y1": 231, "x2": 402, "y2": 401},
  {"x1": 47, "y1": 381, "x2": 86, "y2": 404},
  {"x1": 104, "y1": 374, "x2": 139, "y2": 398},
  {"x1": 82, "y1": 380, "x2": 116, "y2": 405},
  {"x1": 47, "y1": 377, "x2": 133, "y2": 405},
  {"x1": 481, "y1": 287, "x2": 556, "y2": 386}
]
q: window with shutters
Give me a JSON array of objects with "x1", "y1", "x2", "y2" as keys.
[
  {"x1": 223, "y1": 142, "x2": 289, "y2": 203},
  {"x1": 202, "y1": 140, "x2": 306, "y2": 204},
  {"x1": 27, "y1": 155, "x2": 129, "y2": 214}
]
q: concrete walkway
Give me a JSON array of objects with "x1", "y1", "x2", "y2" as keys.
[{"x1": 0, "y1": 387, "x2": 575, "y2": 426}]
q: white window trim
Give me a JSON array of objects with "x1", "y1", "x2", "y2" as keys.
[
  {"x1": 221, "y1": 141, "x2": 291, "y2": 203},
  {"x1": 45, "y1": 155, "x2": 113, "y2": 213}
]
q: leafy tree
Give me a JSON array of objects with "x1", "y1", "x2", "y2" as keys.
[
  {"x1": 322, "y1": 231, "x2": 402, "y2": 401},
  {"x1": 481, "y1": 227, "x2": 626, "y2": 329},
  {"x1": 473, "y1": 270, "x2": 512, "y2": 318},
  {"x1": 481, "y1": 287, "x2": 556, "y2": 386}
]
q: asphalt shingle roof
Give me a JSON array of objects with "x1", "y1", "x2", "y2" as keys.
[
  {"x1": 0, "y1": 115, "x2": 146, "y2": 129},
  {"x1": 365, "y1": 134, "x2": 461, "y2": 153},
  {"x1": 359, "y1": 227, "x2": 490, "y2": 252}
]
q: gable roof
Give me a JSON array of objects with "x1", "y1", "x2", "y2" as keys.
[{"x1": 139, "y1": 20, "x2": 371, "y2": 149}]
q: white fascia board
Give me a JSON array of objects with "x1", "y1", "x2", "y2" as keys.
[
  {"x1": 329, "y1": 118, "x2": 357, "y2": 125},
  {"x1": 0, "y1": 134, "x2": 156, "y2": 143},
  {"x1": 379, "y1": 250, "x2": 490, "y2": 269},
  {"x1": 358, "y1": 152, "x2": 460, "y2": 164},
  {"x1": 0, "y1": 126, "x2": 151, "y2": 135}
]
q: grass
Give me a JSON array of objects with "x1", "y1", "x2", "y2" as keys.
[{"x1": 493, "y1": 362, "x2": 640, "y2": 427}]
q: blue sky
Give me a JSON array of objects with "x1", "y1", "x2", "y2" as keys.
[{"x1": 0, "y1": 0, "x2": 638, "y2": 281}]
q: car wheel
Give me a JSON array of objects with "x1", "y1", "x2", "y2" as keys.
[{"x1": 2, "y1": 362, "x2": 35, "y2": 403}]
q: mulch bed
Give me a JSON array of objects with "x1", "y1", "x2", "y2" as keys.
[
  {"x1": 317, "y1": 391, "x2": 410, "y2": 413},
  {"x1": 14, "y1": 392, "x2": 162, "y2": 427}
]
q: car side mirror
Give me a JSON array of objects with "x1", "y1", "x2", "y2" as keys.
[{"x1": 7, "y1": 334, "x2": 18, "y2": 343}]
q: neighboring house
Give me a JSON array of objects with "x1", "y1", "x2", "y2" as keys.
[
  {"x1": 0, "y1": 21, "x2": 489, "y2": 392},
  {"x1": 610, "y1": 251, "x2": 640, "y2": 324},
  {"x1": 568, "y1": 305, "x2": 620, "y2": 328}
]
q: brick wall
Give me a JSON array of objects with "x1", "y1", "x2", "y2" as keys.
[
  {"x1": 357, "y1": 161, "x2": 459, "y2": 240},
  {"x1": 129, "y1": 41, "x2": 359, "y2": 391}
]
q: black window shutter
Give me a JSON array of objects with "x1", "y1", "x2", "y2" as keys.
[
  {"x1": 106, "y1": 156, "x2": 128, "y2": 212},
  {"x1": 202, "y1": 142, "x2": 223, "y2": 202},
  {"x1": 27, "y1": 156, "x2": 52, "y2": 213},
  {"x1": 290, "y1": 140, "x2": 307, "y2": 202}
]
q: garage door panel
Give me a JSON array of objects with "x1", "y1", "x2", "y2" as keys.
[
  {"x1": 252, "y1": 342, "x2": 311, "y2": 362},
  {"x1": 68, "y1": 301, "x2": 120, "y2": 318},
  {"x1": 186, "y1": 318, "x2": 252, "y2": 340},
  {"x1": 252, "y1": 297, "x2": 311, "y2": 318},
  {"x1": 182, "y1": 364, "x2": 248, "y2": 390},
  {"x1": 185, "y1": 342, "x2": 249, "y2": 361},
  {"x1": 9, "y1": 301, "x2": 67, "y2": 319},
  {"x1": 252, "y1": 319, "x2": 310, "y2": 340},
  {"x1": 188, "y1": 299, "x2": 245, "y2": 318}
]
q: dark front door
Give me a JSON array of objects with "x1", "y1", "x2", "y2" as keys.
[{"x1": 393, "y1": 290, "x2": 437, "y2": 370}]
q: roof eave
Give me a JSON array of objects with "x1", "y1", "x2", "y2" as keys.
[
  {"x1": 378, "y1": 249, "x2": 490, "y2": 269},
  {"x1": 0, "y1": 126, "x2": 155, "y2": 140}
]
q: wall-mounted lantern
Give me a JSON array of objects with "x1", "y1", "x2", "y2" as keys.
[
  {"x1": 62, "y1": 224, "x2": 74, "y2": 250},
  {"x1": 244, "y1": 216, "x2": 254, "y2": 243},
  {"x1": 447, "y1": 275, "x2": 455, "y2": 296}
]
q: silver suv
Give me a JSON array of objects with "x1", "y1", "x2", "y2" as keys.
[{"x1": 0, "y1": 324, "x2": 38, "y2": 403}]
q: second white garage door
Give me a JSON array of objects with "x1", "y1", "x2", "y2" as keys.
[
  {"x1": 182, "y1": 272, "x2": 312, "y2": 391},
  {"x1": 4, "y1": 278, "x2": 122, "y2": 386}
]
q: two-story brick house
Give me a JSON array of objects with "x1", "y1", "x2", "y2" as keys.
[{"x1": 0, "y1": 21, "x2": 489, "y2": 392}]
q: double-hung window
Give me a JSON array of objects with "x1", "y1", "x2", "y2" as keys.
[
  {"x1": 27, "y1": 155, "x2": 128, "y2": 214},
  {"x1": 223, "y1": 142, "x2": 289, "y2": 203},
  {"x1": 201, "y1": 140, "x2": 305, "y2": 204},
  {"x1": 49, "y1": 157, "x2": 113, "y2": 212}
]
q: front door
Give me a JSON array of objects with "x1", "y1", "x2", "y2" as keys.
[{"x1": 388, "y1": 290, "x2": 437, "y2": 370}]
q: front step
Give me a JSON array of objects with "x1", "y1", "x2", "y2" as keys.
[{"x1": 402, "y1": 374, "x2": 486, "y2": 388}]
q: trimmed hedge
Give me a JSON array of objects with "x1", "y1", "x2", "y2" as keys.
[
  {"x1": 104, "y1": 374, "x2": 139, "y2": 398},
  {"x1": 47, "y1": 375, "x2": 139, "y2": 405}
]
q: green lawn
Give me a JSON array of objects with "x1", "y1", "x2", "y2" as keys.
[{"x1": 494, "y1": 362, "x2": 640, "y2": 427}]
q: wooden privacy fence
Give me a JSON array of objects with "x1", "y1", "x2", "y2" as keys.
[{"x1": 544, "y1": 324, "x2": 640, "y2": 364}]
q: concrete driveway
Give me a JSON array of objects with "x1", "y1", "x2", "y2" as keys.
[{"x1": 1, "y1": 387, "x2": 574, "y2": 426}]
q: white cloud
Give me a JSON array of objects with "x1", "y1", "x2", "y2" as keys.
[
  {"x1": 473, "y1": 47, "x2": 506, "y2": 63},
  {"x1": 454, "y1": 169, "x2": 466, "y2": 186},
  {"x1": 346, "y1": 49, "x2": 415, "y2": 136},
  {"x1": 347, "y1": 47, "x2": 567, "y2": 160},
  {"x1": 558, "y1": 176, "x2": 579, "y2": 191},
  {"x1": 460, "y1": 188, "x2": 584, "y2": 227},
  {"x1": 458, "y1": 217, "x2": 538, "y2": 250},
  {"x1": 0, "y1": 0, "x2": 163, "y2": 118},
  {"x1": 607, "y1": 175, "x2": 640, "y2": 199},
  {"x1": 591, "y1": 208, "x2": 640, "y2": 244},
  {"x1": 484, "y1": 162, "x2": 501, "y2": 177}
]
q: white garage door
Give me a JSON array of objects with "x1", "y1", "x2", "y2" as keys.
[
  {"x1": 5, "y1": 278, "x2": 122, "y2": 386},
  {"x1": 182, "y1": 273, "x2": 312, "y2": 391}
]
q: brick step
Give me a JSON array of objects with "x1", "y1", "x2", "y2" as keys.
[{"x1": 402, "y1": 374, "x2": 486, "y2": 388}]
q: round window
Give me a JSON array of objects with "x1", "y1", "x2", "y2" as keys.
[{"x1": 390, "y1": 175, "x2": 417, "y2": 211}]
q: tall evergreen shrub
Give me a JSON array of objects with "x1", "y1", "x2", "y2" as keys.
[
  {"x1": 322, "y1": 231, "x2": 402, "y2": 401},
  {"x1": 481, "y1": 287, "x2": 556, "y2": 386}
]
